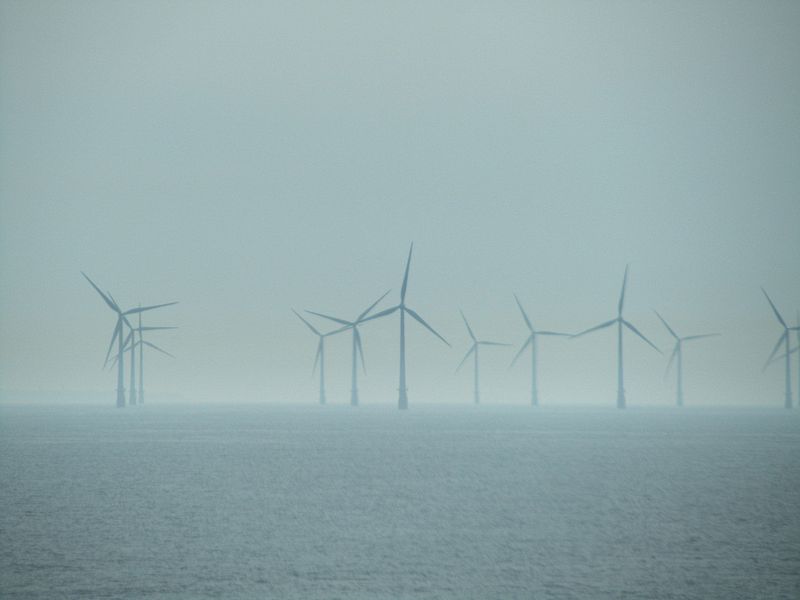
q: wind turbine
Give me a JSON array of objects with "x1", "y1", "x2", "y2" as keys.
[
  {"x1": 510, "y1": 295, "x2": 570, "y2": 407},
  {"x1": 293, "y1": 310, "x2": 341, "y2": 405},
  {"x1": 572, "y1": 265, "x2": 661, "y2": 409},
  {"x1": 761, "y1": 288, "x2": 799, "y2": 409},
  {"x1": 304, "y1": 290, "x2": 391, "y2": 406},
  {"x1": 83, "y1": 272, "x2": 177, "y2": 407},
  {"x1": 361, "y1": 243, "x2": 449, "y2": 410},
  {"x1": 456, "y1": 310, "x2": 510, "y2": 404},
  {"x1": 110, "y1": 332, "x2": 175, "y2": 402},
  {"x1": 130, "y1": 311, "x2": 176, "y2": 404},
  {"x1": 654, "y1": 311, "x2": 719, "y2": 407}
]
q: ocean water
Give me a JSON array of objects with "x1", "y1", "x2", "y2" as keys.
[{"x1": 1, "y1": 403, "x2": 798, "y2": 599}]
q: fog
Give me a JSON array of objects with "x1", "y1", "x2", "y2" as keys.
[{"x1": 1, "y1": 1, "x2": 799, "y2": 406}]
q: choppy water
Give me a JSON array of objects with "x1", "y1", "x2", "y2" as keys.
[{"x1": 1, "y1": 403, "x2": 798, "y2": 599}]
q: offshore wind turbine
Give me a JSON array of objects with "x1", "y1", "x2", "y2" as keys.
[
  {"x1": 304, "y1": 290, "x2": 391, "y2": 406},
  {"x1": 361, "y1": 244, "x2": 449, "y2": 410},
  {"x1": 510, "y1": 295, "x2": 570, "y2": 407},
  {"x1": 83, "y1": 272, "x2": 177, "y2": 407},
  {"x1": 761, "y1": 288, "x2": 799, "y2": 409},
  {"x1": 572, "y1": 266, "x2": 661, "y2": 409},
  {"x1": 654, "y1": 311, "x2": 719, "y2": 407},
  {"x1": 456, "y1": 310, "x2": 510, "y2": 404},
  {"x1": 110, "y1": 333, "x2": 175, "y2": 400},
  {"x1": 293, "y1": 310, "x2": 341, "y2": 405},
  {"x1": 130, "y1": 312, "x2": 176, "y2": 404}
]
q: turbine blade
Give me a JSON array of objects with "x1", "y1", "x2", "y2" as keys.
[
  {"x1": 513, "y1": 294, "x2": 533, "y2": 332},
  {"x1": 355, "y1": 328, "x2": 366, "y2": 375},
  {"x1": 572, "y1": 319, "x2": 617, "y2": 338},
  {"x1": 460, "y1": 310, "x2": 476, "y2": 341},
  {"x1": 682, "y1": 333, "x2": 720, "y2": 342},
  {"x1": 455, "y1": 345, "x2": 475, "y2": 373},
  {"x1": 293, "y1": 309, "x2": 321, "y2": 336},
  {"x1": 305, "y1": 310, "x2": 352, "y2": 327},
  {"x1": 360, "y1": 305, "x2": 400, "y2": 323},
  {"x1": 761, "y1": 287, "x2": 786, "y2": 328},
  {"x1": 406, "y1": 307, "x2": 450, "y2": 346},
  {"x1": 766, "y1": 346, "x2": 799, "y2": 367},
  {"x1": 665, "y1": 345, "x2": 679, "y2": 379},
  {"x1": 764, "y1": 331, "x2": 788, "y2": 369},
  {"x1": 103, "y1": 320, "x2": 121, "y2": 367},
  {"x1": 357, "y1": 290, "x2": 392, "y2": 322},
  {"x1": 654, "y1": 310, "x2": 679, "y2": 340},
  {"x1": 478, "y1": 341, "x2": 512, "y2": 346},
  {"x1": 536, "y1": 330, "x2": 571, "y2": 337},
  {"x1": 82, "y1": 272, "x2": 118, "y2": 313},
  {"x1": 510, "y1": 337, "x2": 533, "y2": 368},
  {"x1": 617, "y1": 264, "x2": 629, "y2": 316},
  {"x1": 623, "y1": 320, "x2": 662, "y2": 354},
  {"x1": 312, "y1": 340, "x2": 321, "y2": 376},
  {"x1": 143, "y1": 340, "x2": 174, "y2": 358},
  {"x1": 139, "y1": 326, "x2": 178, "y2": 331},
  {"x1": 400, "y1": 243, "x2": 413, "y2": 302},
  {"x1": 124, "y1": 301, "x2": 178, "y2": 315}
]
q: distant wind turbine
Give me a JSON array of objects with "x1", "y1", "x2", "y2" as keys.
[
  {"x1": 654, "y1": 311, "x2": 719, "y2": 407},
  {"x1": 761, "y1": 288, "x2": 799, "y2": 409},
  {"x1": 456, "y1": 310, "x2": 510, "y2": 404},
  {"x1": 361, "y1": 244, "x2": 449, "y2": 410},
  {"x1": 510, "y1": 295, "x2": 570, "y2": 407},
  {"x1": 305, "y1": 290, "x2": 391, "y2": 406},
  {"x1": 293, "y1": 310, "x2": 341, "y2": 405},
  {"x1": 128, "y1": 311, "x2": 176, "y2": 404},
  {"x1": 83, "y1": 272, "x2": 177, "y2": 407},
  {"x1": 572, "y1": 265, "x2": 661, "y2": 409}
]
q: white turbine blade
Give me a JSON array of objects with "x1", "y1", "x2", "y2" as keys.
[
  {"x1": 479, "y1": 341, "x2": 511, "y2": 346},
  {"x1": 665, "y1": 345, "x2": 679, "y2": 380},
  {"x1": 81, "y1": 272, "x2": 119, "y2": 313},
  {"x1": 682, "y1": 333, "x2": 720, "y2": 342},
  {"x1": 654, "y1": 310, "x2": 679, "y2": 340},
  {"x1": 400, "y1": 243, "x2": 413, "y2": 302},
  {"x1": 761, "y1": 288, "x2": 786, "y2": 328},
  {"x1": 623, "y1": 320, "x2": 662, "y2": 354},
  {"x1": 124, "y1": 301, "x2": 178, "y2": 315},
  {"x1": 510, "y1": 337, "x2": 532, "y2": 368},
  {"x1": 305, "y1": 309, "x2": 352, "y2": 327},
  {"x1": 357, "y1": 289, "x2": 392, "y2": 322},
  {"x1": 460, "y1": 310, "x2": 476, "y2": 341},
  {"x1": 513, "y1": 294, "x2": 533, "y2": 332},
  {"x1": 406, "y1": 307, "x2": 450, "y2": 346},
  {"x1": 537, "y1": 330, "x2": 571, "y2": 337},
  {"x1": 324, "y1": 324, "x2": 350, "y2": 337},
  {"x1": 573, "y1": 318, "x2": 617, "y2": 338},
  {"x1": 360, "y1": 305, "x2": 400, "y2": 323},
  {"x1": 455, "y1": 345, "x2": 475, "y2": 373},
  {"x1": 355, "y1": 327, "x2": 366, "y2": 375},
  {"x1": 763, "y1": 331, "x2": 788, "y2": 370},
  {"x1": 767, "y1": 346, "x2": 799, "y2": 367},
  {"x1": 143, "y1": 340, "x2": 174, "y2": 358},
  {"x1": 122, "y1": 329, "x2": 134, "y2": 352},
  {"x1": 617, "y1": 264, "x2": 629, "y2": 316},
  {"x1": 293, "y1": 309, "x2": 321, "y2": 336}
]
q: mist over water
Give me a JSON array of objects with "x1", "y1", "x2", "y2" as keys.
[{"x1": 2, "y1": 403, "x2": 798, "y2": 599}]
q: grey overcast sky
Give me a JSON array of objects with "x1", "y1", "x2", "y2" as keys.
[{"x1": 1, "y1": 1, "x2": 798, "y2": 405}]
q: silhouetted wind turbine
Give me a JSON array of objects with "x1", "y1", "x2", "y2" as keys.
[
  {"x1": 654, "y1": 311, "x2": 719, "y2": 407},
  {"x1": 510, "y1": 295, "x2": 570, "y2": 406},
  {"x1": 572, "y1": 266, "x2": 661, "y2": 409},
  {"x1": 130, "y1": 312, "x2": 176, "y2": 404},
  {"x1": 305, "y1": 290, "x2": 391, "y2": 406},
  {"x1": 293, "y1": 310, "x2": 340, "y2": 405},
  {"x1": 456, "y1": 310, "x2": 510, "y2": 404},
  {"x1": 83, "y1": 272, "x2": 177, "y2": 407},
  {"x1": 761, "y1": 288, "x2": 799, "y2": 409},
  {"x1": 361, "y1": 244, "x2": 449, "y2": 410}
]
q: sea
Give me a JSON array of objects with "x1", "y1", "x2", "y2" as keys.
[{"x1": 1, "y1": 403, "x2": 798, "y2": 599}]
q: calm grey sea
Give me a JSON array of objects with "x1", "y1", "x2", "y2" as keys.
[{"x1": 1, "y1": 403, "x2": 798, "y2": 599}]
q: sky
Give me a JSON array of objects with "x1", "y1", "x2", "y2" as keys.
[{"x1": 1, "y1": 1, "x2": 798, "y2": 406}]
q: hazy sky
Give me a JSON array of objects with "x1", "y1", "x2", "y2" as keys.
[{"x1": 1, "y1": 1, "x2": 798, "y2": 406}]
